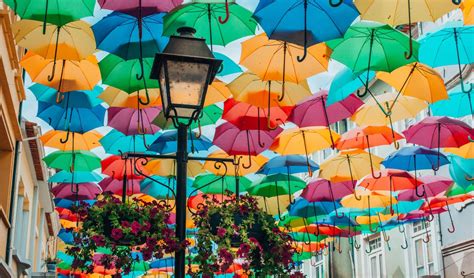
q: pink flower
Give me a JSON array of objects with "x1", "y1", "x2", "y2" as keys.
[
  {"x1": 131, "y1": 221, "x2": 141, "y2": 235},
  {"x1": 142, "y1": 222, "x2": 151, "y2": 231},
  {"x1": 236, "y1": 243, "x2": 251, "y2": 257},
  {"x1": 111, "y1": 228, "x2": 123, "y2": 241},
  {"x1": 217, "y1": 227, "x2": 226, "y2": 237},
  {"x1": 121, "y1": 220, "x2": 131, "y2": 228},
  {"x1": 290, "y1": 271, "x2": 304, "y2": 278},
  {"x1": 91, "y1": 235, "x2": 105, "y2": 247}
]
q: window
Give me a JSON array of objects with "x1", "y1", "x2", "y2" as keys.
[
  {"x1": 311, "y1": 252, "x2": 324, "y2": 278},
  {"x1": 366, "y1": 234, "x2": 385, "y2": 278},
  {"x1": 412, "y1": 221, "x2": 434, "y2": 277}
]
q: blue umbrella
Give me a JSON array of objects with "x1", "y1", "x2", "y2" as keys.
[
  {"x1": 54, "y1": 198, "x2": 96, "y2": 209},
  {"x1": 150, "y1": 257, "x2": 174, "y2": 269},
  {"x1": 214, "y1": 52, "x2": 242, "y2": 77},
  {"x1": 419, "y1": 22, "x2": 474, "y2": 93},
  {"x1": 328, "y1": 68, "x2": 375, "y2": 105},
  {"x1": 92, "y1": 12, "x2": 168, "y2": 60},
  {"x1": 431, "y1": 89, "x2": 473, "y2": 118},
  {"x1": 58, "y1": 228, "x2": 75, "y2": 244},
  {"x1": 254, "y1": 0, "x2": 359, "y2": 61},
  {"x1": 148, "y1": 130, "x2": 213, "y2": 154},
  {"x1": 100, "y1": 129, "x2": 159, "y2": 155},
  {"x1": 140, "y1": 176, "x2": 195, "y2": 199},
  {"x1": 37, "y1": 101, "x2": 106, "y2": 134},
  {"x1": 256, "y1": 155, "x2": 319, "y2": 175},
  {"x1": 448, "y1": 154, "x2": 474, "y2": 188},
  {"x1": 49, "y1": 170, "x2": 103, "y2": 184},
  {"x1": 382, "y1": 146, "x2": 450, "y2": 171},
  {"x1": 30, "y1": 84, "x2": 103, "y2": 108},
  {"x1": 289, "y1": 198, "x2": 339, "y2": 218}
]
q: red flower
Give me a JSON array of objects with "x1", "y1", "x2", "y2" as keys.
[
  {"x1": 131, "y1": 221, "x2": 141, "y2": 235},
  {"x1": 111, "y1": 228, "x2": 123, "y2": 241},
  {"x1": 91, "y1": 235, "x2": 105, "y2": 247},
  {"x1": 121, "y1": 220, "x2": 131, "y2": 228},
  {"x1": 290, "y1": 271, "x2": 304, "y2": 278},
  {"x1": 236, "y1": 243, "x2": 251, "y2": 257},
  {"x1": 217, "y1": 227, "x2": 227, "y2": 238},
  {"x1": 142, "y1": 222, "x2": 151, "y2": 231}
]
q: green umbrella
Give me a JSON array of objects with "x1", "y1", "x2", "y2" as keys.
[
  {"x1": 247, "y1": 173, "x2": 306, "y2": 197},
  {"x1": 446, "y1": 183, "x2": 474, "y2": 197},
  {"x1": 4, "y1": 0, "x2": 95, "y2": 33},
  {"x1": 328, "y1": 21, "x2": 419, "y2": 99},
  {"x1": 163, "y1": 2, "x2": 257, "y2": 49},
  {"x1": 192, "y1": 173, "x2": 251, "y2": 194},
  {"x1": 43, "y1": 150, "x2": 101, "y2": 172},
  {"x1": 290, "y1": 232, "x2": 327, "y2": 243},
  {"x1": 153, "y1": 104, "x2": 223, "y2": 131},
  {"x1": 99, "y1": 54, "x2": 159, "y2": 104}
]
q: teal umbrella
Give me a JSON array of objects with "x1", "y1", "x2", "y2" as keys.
[
  {"x1": 214, "y1": 52, "x2": 242, "y2": 77},
  {"x1": 100, "y1": 129, "x2": 159, "y2": 155},
  {"x1": 49, "y1": 170, "x2": 103, "y2": 183},
  {"x1": 30, "y1": 84, "x2": 103, "y2": 108},
  {"x1": 43, "y1": 150, "x2": 101, "y2": 172},
  {"x1": 448, "y1": 154, "x2": 474, "y2": 188},
  {"x1": 430, "y1": 88, "x2": 473, "y2": 118},
  {"x1": 140, "y1": 176, "x2": 194, "y2": 199},
  {"x1": 419, "y1": 22, "x2": 473, "y2": 93},
  {"x1": 328, "y1": 68, "x2": 375, "y2": 105}
]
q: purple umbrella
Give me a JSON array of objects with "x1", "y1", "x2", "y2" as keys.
[
  {"x1": 51, "y1": 183, "x2": 102, "y2": 200},
  {"x1": 288, "y1": 90, "x2": 363, "y2": 147},
  {"x1": 99, "y1": 177, "x2": 142, "y2": 196},
  {"x1": 213, "y1": 122, "x2": 282, "y2": 168},
  {"x1": 98, "y1": 0, "x2": 183, "y2": 16},
  {"x1": 108, "y1": 106, "x2": 161, "y2": 136},
  {"x1": 398, "y1": 176, "x2": 453, "y2": 201}
]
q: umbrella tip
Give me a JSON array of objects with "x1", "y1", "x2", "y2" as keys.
[{"x1": 177, "y1": 27, "x2": 196, "y2": 37}]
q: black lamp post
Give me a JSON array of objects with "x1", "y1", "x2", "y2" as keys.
[{"x1": 124, "y1": 27, "x2": 230, "y2": 278}]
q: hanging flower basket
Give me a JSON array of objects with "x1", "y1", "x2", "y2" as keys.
[
  {"x1": 191, "y1": 192, "x2": 302, "y2": 277},
  {"x1": 66, "y1": 193, "x2": 185, "y2": 275}
]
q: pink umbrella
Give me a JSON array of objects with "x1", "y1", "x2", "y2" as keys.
[
  {"x1": 398, "y1": 176, "x2": 453, "y2": 201},
  {"x1": 108, "y1": 107, "x2": 161, "y2": 136},
  {"x1": 51, "y1": 182, "x2": 102, "y2": 200},
  {"x1": 288, "y1": 90, "x2": 363, "y2": 147},
  {"x1": 98, "y1": 0, "x2": 183, "y2": 16},
  {"x1": 99, "y1": 177, "x2": 142, "y2": 196},
  {"x1": 403, "y1": 116, "x2": 474, "y2": 170},
  {"x1": 213, "y1": 122, "x2": 282, "y2": 168}
]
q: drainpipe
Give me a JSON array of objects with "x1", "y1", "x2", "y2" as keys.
[{"x1": 437, "y1": 214, "x2": 445, "y2": 278}]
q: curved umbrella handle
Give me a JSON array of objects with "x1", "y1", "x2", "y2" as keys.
[
  {"x1": 55, "y1": 91, "x2": 65, "y2": 104},
  {"x1": 366, "y1": 136, "x2": 381, "y2": 179},
  {"x1": 461, "y1": 82, "x2": 473, "y2": 94},
  {"x1": 60, "y1": 129, "x2": 71, "y2": 143},
  {"x1": 465, "y1": 174, "x2": 474, "y2": 181},
  {"x1": 353, "y1": 190, "x2": 362, "y2": 201},
  {"x1": 287, "y1": 170, "x2": 295, "y2": 205},
  {"x1": 354, "y1": 238, "x2": 361, "y2": 250},
  {"x1": 195, "y1": 120, "x2": 202, "y2": 139},
  {"x1": 241, "y1": 154, "x2": 252, "y2": 169},
  {"x1": 382, "y1": 230, "x2": 390, "y2": 243},
  {"x1": 142, "y1": 134, "x2": 151, "y2": 149},
  {"x1": 256, "y1": 108, "x2": 265, "y2": 148},
  {"x1": 218, "y1": 0, "x2": 230, "y2": 24},
  {"x1": 446, "y1": 202, "x2": 456, "y2": 233},
  {"x1": 356, "y1": 88, "x2": 368, "y2": 98},
  {"x1": 365, "y1": 243, "x2": 372, "y2": 254},
  {"x1": 47, "y1": 27, "x2": 61, "y2": 81},
  {"x1": 138, "y1": 87, "x2": 151, "y2": 106},
  {"x1": 401, "y1": 232, "x2": 409, "y2": 249},
  {"x1": 329, "y1": 0, "x2": 343, "y2": 7},
  {"x1": 415, "y1": 184, "x2": 426, "y2": 198},
  {"x1": 242, "y1": 130, "x2": 253, "y2": 169},
  {"x1": 297, "y1": 0, "x2": 308, "y2": 62}
]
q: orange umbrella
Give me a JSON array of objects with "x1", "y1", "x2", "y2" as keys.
[
  {"x1": 99, "y1": 87, "x2": 162, "y2": 108},
  {"x1": 21, "y1": 51, "x2": 100, "y2": 92},
  {"x1": 204, "y1": 80, "x2": 232, "y2": 106},
  {"x1": 427, "y1": 195, "x2": 473, "y2": 233},
  {"x1": 445, "y1": 142, "x2": 474, "y2": 159},
  {"x1": 41, "y1": 130, "x2": 102, "y2": 151},
  {"x1": 461, "y1": 0, "x2": 474, "y2": 25},
  {"x1": 101, "y1": 155, "x2": 148, "y2": 180},
  {"x1": 187, "y1": 193, "x2": 233, "y2": 210},
  {"x1": 297, "y1": 224, "x2": 342, "y2": 236},
  {"x1": 377, "y1": 62, "x2": 448, "y2": 105},
  {"x1": 144, "y1": 159, "x2": 204, "y2": 177},
  {"x1": 336, "y1": 126, "x2": 404, "y2": 151},
  {"x1": 203, "y1": 150, "x2": 268, "y2": 176}
]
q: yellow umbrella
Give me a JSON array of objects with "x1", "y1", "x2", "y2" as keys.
[
  {"x1": 445, "y1": 142, "x2": 474, "y2": 159},
  {"x1": 354, "y1": 0, "x2": 459, "y2": 58},
  {"x1": 144, "y1": 159, "x2": 204, "y2": 177},
  {"x1": 240, "y1": 33, "x2": 330, "y2": 87},
  {"x1": 341, "y1": 191, "x2": 396, "y2": 209},
  {"x1": 377, "y1": 62, "x2": 448, "y2": 104},
  {"x1": 228, "y1": 72, "x2": 311, "y2": 107},
  {"x1": 203, "y1": 150, "x2": 268, "y2": 176},
  {"x1": 99, "y1": 87, "x2": 162, "y2": 108},
  {"x1": 256, "y1": 195, "x2": 291, "y2": 217},
  {"x1": 351, "y1": 93, "x2": 427, "y2": 127},
  {"x1": 461, "y1": 0, "x2": 474, "y2": 25},
  {"x1": 41, "y1": 130, "x2": 102, "y2": 151},
  {"x1": 13, "y1": 20, "x2": 95, "y2": 61},
  {"x1": 319, "y1": 149, "x2": 383, "y2": 183},
  {"x1": 356, "y1": 213, "x2": 397, "y2": 225},
  {"x1": 204, "y1": 80, "x2": 232, "y2": 106},
  {"x1": 20, "y1": 51, "x2": 100, "y2": 92}
]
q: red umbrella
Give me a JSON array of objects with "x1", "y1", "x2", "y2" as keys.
[
  {"x1": 213, "y1": 122, "x2": 282, "y2": 168},
  {"x1": 423, "y1": 195, "x2": 473, "y2": 233},
  {"x1": 99, "y1": 177, "x2": 142, "y2": 196},
  {"x1": 288, "y1": 90, "x2": 363, "y2": 147},
  {"x1": 51, "y1": 182, "x2": 102, "y2": 200},
  {"x1": 187, "y1": 193, "x2": 233, "y2": 210},
  {"x1": 98, "y1": 0, "x2": 183, "y2": 16},
  {"x1": 403, "y1": 116, "x2": 474, "y2": 170},
  {"x1": 56, "y1": 207, "x2": 79, "y2": 222},
  {"x1": 108, "y1": 107, "x2": 161, "y2": 136},
  {"x1": 336, "y1": 126, "x2": 404, "y2": 151},
  {"x1": 101, "y1": 155, "x2": 148, "y2": 180}
]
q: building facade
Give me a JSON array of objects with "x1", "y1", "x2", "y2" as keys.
[{"x1": 0, "y1": 3, "x2": 60, "y2": 277}]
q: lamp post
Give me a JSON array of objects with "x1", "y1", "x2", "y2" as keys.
[{"x1": 152, "y1": 26, "x2": 222, "y2": 278}]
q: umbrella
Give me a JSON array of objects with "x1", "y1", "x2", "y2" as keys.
[
  {"x1": 257, "y1": 155, "x2": 319, "y2": 175},
  {"x1": 354, "y1": 0, "x2": 458, "y2": 58},
  {"x1": 254, "y1": 0, "x2": 359, "y2": 61},
  {"x1": 382, "y1": 145, "x2": 450, "y2": 173},
  {"x1": 360, "y1": 169, "x2": 421, "y2": 214},
  {"x1": 336, "y1": 126, "x2": 404, "y2": 152},
  {"x1": 51, "y1": 182, "x2": 102, "y2": 200},
  {"x1": 419, "y1": 22, "x2": 474, "y2": 93},
  {"x1": 108, "y1": 106, "x2": 161, "y2": 135},
  {"x1": 43, "y1": 150, "x2": 101, "y2": 172},
  {"x1": 288, "y1": 198, "x2": 337, "y2": 220},
  {"x1": 99, "y1": 177, "x2": 141, "y2": 196},
  {"x1": 100, "y1": 129, "x2": 159, "y2": 154},
  {"x1": 145, "y1": 159, "x2": 204, "y2": 177},
  {"x1": 149, "y1": 130, "x2": 213, "y2": 154},
  {"x1": 270, "y1": 127, "x2": 340, "y2": 174},
  {"x1": 289, "y1": 90, "x2": 363, "y2": 146},
  {"x1": 461, "y1": 0, "x2": 474, "y2": 25},
  {"x1": 163, "y1": 2, "x2": 257, "y2": 48},
  {"x1": 328, "y1": 68, "x2": 375, "y2": 105},
  {"x1": 214, "y1": 52, "x2": 242, "y2": 77},
  {"x1": 256, "y1": 195, "x2": 291, "y2": 216},
  {"x1": 377, "y1": 62, "x2": 448, "y2": 106},
  {"x1": 328, "y1": 21, "x2": 418, "y2": 98},
  {"x1": 240, "y1": 33, "x2": 330, "y2": 99},
  {"x1": 192, "y1": 173, "x2": 251, "y2": 194},
  {"x1": 445, "y1": 142, "x2": 474, "y2": 159},
  {"x1": 49, "y1": 170, "x2": 103, "y2": 184},
  {"x1": 351, "y1": 93, "x2": 427, "y2": 127},
  {"x1": 4, "y1": 0, "x2": 95, "y2": 33},
  {"x1": 141, "y1": 176, "x2": 194, "y2": 199},
  {"x1": 154, "y1": 104, "x2": 222, "y2": 132},
  {"x1": 203, "y1": 150, "x2": 267, "y2": 176},
  {"x1": 30, "y1": 83, "x2": 103, "y2": 108},
  {"x1": 187, "y1": 193, "x2": 233, "y2": 210},
  {"x1": 37, "y1": 101, "x2": 106, "y2": 134},
  {"x1": 448, "y1": 155, "x2": 474, "y2": 188},
  {"x1": 403, "y1": 116, "x2": 474, "y2": 169},
  {"x1": 431, "y1": 89, "x2": 474, "y2": 118},
  {"x1": 99, "y1": 87, "x2": 162, "y2": 109},
  {"x1": 398, "y1": 176, "x2": 453, "y2": 201},
  {"x1": 319, "y1": 149, "x2": 383, "y2": 184},
  {"x1": 98, "y1": 0, "x2": 183, "y2": 16},
  {"x1": 101, "y1": 155, "x2": 148, "y2": 180},
  {"x1": 21, "y1": 51, "x2": 100, "y2": 93},
  {"x1": 41, "y1": 130, "x2": 102, "y2": 151}
]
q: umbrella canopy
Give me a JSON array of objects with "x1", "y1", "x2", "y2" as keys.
[
  {"x1": 398, "y1": 176, "x2": 453, "y2": 201},
  {"x1": 448, "y1": 155, "x2": 474, "y2": 188},
  {"x1": 149, "y1": 130, "x2": 213, "y2": 154},
  {"x1": 328, "y1": 68, "x2": 375, "y2": 105},
  {"x1": 336, "y1": 126, "x2": 404, "y2": 150},
  {"x1": 445, "y1": 142, "x2": 474, "y2": 159},
  {"x1": 192, "y1": 174, "x2": 251, "y2": 194},
  {"x1": 360, "y1": 169, "x2": 420, "y2": 192},
  {"x1": 51, "y1": 182, "x2": 102, "y2": 200},
  {"x1": 271, "y1": 127, "x2": 339, "y2": 155},
  {"x1": 30, "y1": 83, "x2": 103, "y2": 108},
  {"x1": 301, "y1": 179, "x2": 354, "y2": 202},
  {"x1": 431, "y1": 89, "x2": 474, "y2": 118},
  {"x1": 49, "y1": 170, "x2": 103, "y2": 184},
  {"x1": 99, "y1": 177, "x2": 141, "y2": 196},
  {"x1": 154, "y1": 104, "x2": 222, "y2": 130},
  {"x1": 214, "y1": 52, "x2": 242, "y2": 77},
  {"x1": 101, "y1": 155, "x2": 148, "y2": 180},
  {"x1": 100, "y1": 87, "x2": 161, "y2": 109},
  {"x1": 163, "y1": 2, "x2": 257, "y2": 46},
  {"x1": 247, "y1": 173, "x2": 307, "y2": 197},
  {"x1": 382, "y1": 146, "x2": 450, "y2": 171},
  {"x1": 41, "y1": 130, "x2": 102, "y2": 151},
  {"x1": 288, "y1": 198, "x2": 338, "y2": 219},
  {"x1": 140, "y1": 177, "x2": 194, "y2": 199},
  {"x1": 257, "y1": 155, "x2": 319, "y2": 175},
  {"x1": 43, "y1": 150, "x2": 101, "y2": 172},
  {"x1": 461, "y1": 0, "x2": 474, "y2": 25},
  {"x1": 97, "y1": 0, "x2": 183, "y2": 15},
  {"x1": 144, "y1": 159, "x2": 204, "y2": 177},
  {"x1": 203, "y1": 151, "x2": 267, "y2": 176},
  {"x1": 108, "y1": 107, "x2": 161, "y2": 136},
  {"x1": 256, "y1": 195, "x2": 291, "y2": 216},
  {"x1": 341, "y1": 191, "x2": 396, "y2": 210},
  {"x1": 100, "y1": 129, "x2": 159, "y2": 154}
]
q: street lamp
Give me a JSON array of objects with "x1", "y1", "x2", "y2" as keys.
[{"x1": 148, "y1": 27, "x2": 223, "y2": 278}]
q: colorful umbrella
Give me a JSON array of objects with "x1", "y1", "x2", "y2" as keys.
[
  {"x1": 99, "y1": 87, "x2": 162, "y2": 109},
  {"x1": 145, "y1": 159, "x2": 204, "y2": 177},
  {"x1": 254, "y1": 0, "x2": 359, "y2": 61},
  {"x1": 192, "y1": 173, "x2": 251, "y2": 194},
  {"x1": 108, "y1": 106, "x2": 161, "y2": 135},
  {"x1": 248, "y1": 173, "x2": 306, "y2": 198},
  {"x1": 431, "y1": 88, "x2": 473, "y2": 118},
  {"x1": 51, "y1": 182, "x2": 102, "y2": 200},
  {"x1": 398, "y1": 176, "x2": 453, "y2": 201},
  {"x1": 328, "y1": 68, "x2": 375, "y2": 105},
  {"x1": 41, "y1": 130, "x2": 102, "y2": 151},
  {"x1": 97, "y1": 0, "x2": 183, "y2": 15},
  {"x1": 49, "y1": 170, "x2": 103, "y2": 184},
  {"x1": 288, "y1": 198, "x2": 337, "y2": 219},
  {"x1": 99, "y1": 177, "x2": 141, "y2": 196},
  {"x1": 257, "y1": 155, "x2": 319, "y2": 176},
  {"x1": 448, "y1": 155, "x2": 474, "y2": 188},
  {"x1": 461, "y1": 0, "x2": 474, "y2": 25},
  {"x1": 100, "y1": 129, "x2": 159, "y2": 154},
  {"x1": 382, "y1": 145, "x2": 450, "y2": 172},
  {"x1": 149, "y1": 130, "x2": 213, "y2": 154},
  {"x1": 141, "y1": 176, "x2": 194, "y2": 199},
  {"x1": 30, "y1": 83, "x2": 103, "y2": 108},
  {"x1": 445, "y1": 142, "x2": 474, "y2": 159},
  {"x1": 101, "y1": 155, "x2": 148, "y2": 180},
  {"x1": 203, "y1": 150, "x2": 267, "y2": 176},
  {"x1": 256, "y1": 195, "x2": 291, "y2": 217},
  {"x1": 336, "y1": 126, "x2": 404, "y2": 151},
  {"x1": 43, "y1": 150, "x2": 101, "y2": 172},
  {"x1": 154, "y1": 104, "x2": 222, "y2": 131},
  {"x1": 214, "y1": 52, "x2": 242, "y2": 77}
]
